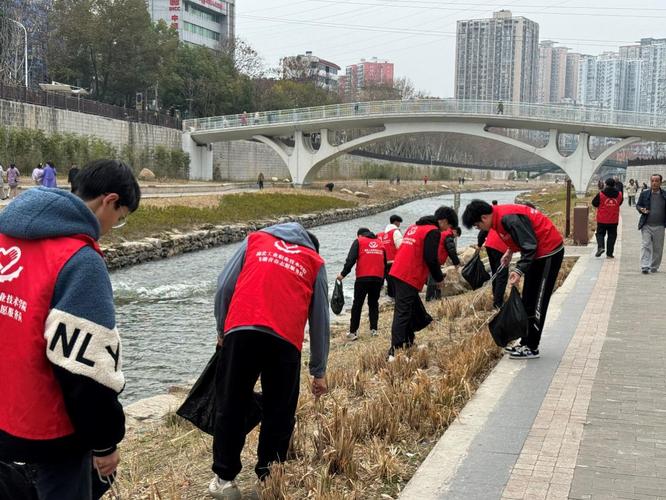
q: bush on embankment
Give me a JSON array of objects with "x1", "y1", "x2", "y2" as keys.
[
  {"x1": 106, "y1": 192, "x2": 357, "y2": 243},
  {"x1": 0, "y1": 126, "x2": 188, "y2": 178}
]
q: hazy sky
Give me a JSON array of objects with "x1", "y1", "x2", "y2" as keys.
[{"x1": 235, "y1": 0, "x2": 666, "y2": 97}]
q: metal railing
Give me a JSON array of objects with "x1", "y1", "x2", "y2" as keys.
[
  {"x1": 0, "y1": 83, "x2": 181, "y2": 129},
  {"x1": 183, "y1": 99, "x2": 666, "y2": 133}
]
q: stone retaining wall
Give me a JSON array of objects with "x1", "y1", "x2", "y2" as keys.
[{"x1": 104, "y1": 189, "x2": 450, "y2": 270}]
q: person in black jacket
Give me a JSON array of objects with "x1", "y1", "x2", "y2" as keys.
[
  {"x1": 425, "y1": 215, "x2": 461, "y2": 301},
  {"x1": 337, "y1": 228, "x2": 386, "y2": 340},
  {"x1": 636, "y1": 174, "x2": 666, "y2": 273}
]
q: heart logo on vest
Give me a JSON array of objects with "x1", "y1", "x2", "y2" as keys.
[
  {"x1": 406, "y1": 227, "x2": 417, "y2": 236},
  {"x1": 0, "y1": 246, "x2": 24, "y2": 283},
  {"x1": 274, "y1": 240, "x2": 302, "y2": 254},
  {"x1": 369, "y1": 241, "x2": 379, "y2": 248}
]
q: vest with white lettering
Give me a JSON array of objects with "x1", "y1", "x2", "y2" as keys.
[
  {"x1": 390, "y1": 224, "x2": 437, "y2": 290},
  {"x1": 224, "y1": 231, "x2": 324, "y2": 351},
  {"x1": 596, "y1": 192, "x2": 623, "y2": 224},
  {"x1": 378, "y1": 228, "x2": 398, "y2": 262},
  {"x1": 437, "y1": 228, "x2": 454, "y2": 265},
  {"x1": 492, "y1": 204, "x2": 563, "y2": 258},
  {"x1": 355, "y1": 236, "x2": 385, "y2": 279},
  {"x1": 484, "y1": 229, "x2": 508, "y2": 253},
  {"x1": 0, "y1": 234, "x2": 100, "y2": 440}
]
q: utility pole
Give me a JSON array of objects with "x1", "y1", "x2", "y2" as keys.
[{"x1": 4, "y1": 17, "x2": 28, "y2": 87}]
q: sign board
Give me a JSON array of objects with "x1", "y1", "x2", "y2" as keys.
[{"x1": 196, "y1": 0, "x2": 227, "y2": 14}]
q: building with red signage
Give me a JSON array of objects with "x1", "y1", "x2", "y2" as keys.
[
  {"x1": 342, "y1": 58, "x2": 394, "y2": 99},
  {"x1": 147, "y1": 0, "x2": 234, "y2": 49}
]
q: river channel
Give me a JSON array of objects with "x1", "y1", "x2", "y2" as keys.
[{"x1": 113, "y1": 189, "x2": 524, "y2": 403}]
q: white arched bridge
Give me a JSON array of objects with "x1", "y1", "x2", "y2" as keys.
[{"x1": 182, "y1": 99, "x2": 666, "y2": 193}]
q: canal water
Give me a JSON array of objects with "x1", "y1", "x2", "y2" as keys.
[{"x1": 113, "y1": 190, "x2": 524, "y2": 403}]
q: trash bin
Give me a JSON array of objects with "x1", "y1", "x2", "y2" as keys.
[{"x1": 573, "y1": 203, "x2": 589, "y2": 245}]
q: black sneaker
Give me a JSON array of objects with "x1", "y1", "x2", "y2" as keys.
[
  {"x1": 503, "y1": 343, "x2": 520, "y2": 354},
  {"x1": 642, "y1": 268, "x2": 650, "y2": 274},
  {"x1": 509, "y1": 346, "x2": 540, "y2": 359},
  {"x1": 595, "y1": 248, "x2": 605, "y2": 257},
  {"x1": 606, "y1": 254, "x2": 614, "y2": 259}
]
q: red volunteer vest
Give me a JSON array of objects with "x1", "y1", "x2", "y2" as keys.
[
  {"x1": 378, "y1": 229, "x2": 398, "y2": 261},
  {"x1": 355, "y1": 236, "x2": 385, "y2": 278},
  {"x1": 484, "y1": 229, "x2": 508, "y2": 253},
  {"x1": 390, "y1": 224, "x2": 437, "y2": 290},
  {"x1": 492, "y1": 204, "x2": 563, "y2": 258},
  {"x1": 0, "y1": 234, "x2": 100, "y2": 440},
  {"x1": 224, "y1": 231, "x2": 324, "y2": 351},
  {"x1": 437, "y1": 228, "x2": 454, "y2": 264},
  {"x1": 597, "y1": 192, "x2": 622, "y2": 224}
]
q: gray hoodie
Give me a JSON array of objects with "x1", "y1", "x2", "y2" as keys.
[{"x1": 214, "y1": 222, "x2": 330, "y2": 378}]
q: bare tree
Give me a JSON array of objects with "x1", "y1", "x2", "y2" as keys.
[{"x1": 0, "y1": 14, "x2": 25, "y2": 86}]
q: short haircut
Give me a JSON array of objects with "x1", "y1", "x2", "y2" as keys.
[
  {"x1": 434, "y1": 206, "x2": 459, "y2": 228},
  {"x1": 605, "y1": 178, "x2": 616, "y2": 188},
  {"x1": 491, "y1": 200, "x2": 498, "y2": 205},
  {"x1": 652, "y1": 174, "x2": 663, "y2": 182},
  {"x1": 306, "y1": 231, "x2": 320, "y2": 253},
  {"x1": 357, "y1": 227, "x2": 371, "y2": 236},
  {"x1": 74, "y1": 159, "x2": 141, "y2": 212},
  {"x1": 389, "y1": 214, "x2": 403, "y2": 224},
  {"x1": 462, "y1": 200, "x2": 493, "y2": 229},
  {"x1": 453, "y1": 226, "x2": 462, "y2": 237}
]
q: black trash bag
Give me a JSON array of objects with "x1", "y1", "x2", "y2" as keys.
[
  {"x1": 177, "y1": 350, "x2": 263, "y2": 436},
  {"x1": 411, "y1": 296, "x2": 433, "y2": 332},
  {"x1": 331, "y1": 279, "x2": 344, "y2": 315},
  {"x1": 488, "y1": 287, "x2": 528, "y2": 347},
  {"x1": 462, "y1": 253, "x2": 491, "y2": 290},
  {"x1": 0, "y1": 462, "x2": 37, "y2": 500}
]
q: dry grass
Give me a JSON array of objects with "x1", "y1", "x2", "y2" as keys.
[{"x1": 110, "y1": 258, "x2": 576, "y2": 500}]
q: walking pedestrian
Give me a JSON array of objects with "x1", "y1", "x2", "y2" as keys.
[
  {"x1": 477, "y1": 228, "x2": 509, "y2": 309},
  {"x1": 626, "y1": 179, "x2": 638, "y2": 207},
  {"x1": 0, "y1": 159, "x2": 140, "y2": 500},
  {"x1": 240, "y1": 111, "x2": 248, "y2": 126},
  {"x1": 42, "y1": 162, "x2": 57, "y2": 188},
  {"x1": 7, "y1": 164, "x2": 19, "y2": 199},
  {"x1": 388, "y1": 206, "x2": 453, "y2": 358},
  {"x1": 378, "y1": 214, "x2": 403, "y2": 298},
  {"x1": 425, "y1": 210, "x2": 461, "y2": 301},
  {"x1": 497, "y1": 100, "x2": 504, "y2": 115},
  {"x1": 257, "y1": 172, "x2": 264, "y2": 190},
  {"x1": 592, "y1": 178, "x2": 623, "y2": 258},
  {"x1": 0, "y1": 163, "x2": 6, "y2": 200},
  {"x1": 31, "y1": 163, "x2": 44, "y2": 186},
  {"x1": 209, "y1": 222, "x2": 330, "y2": 498},
  {"x1": 462, "y1": 200, "x2": 564, "y2": 359},
  {"x1": 636, "y1": 174, "x2": 666, "y2": 274},
  {"x1": 253, "y1": 112, "x2": 260, "y2": 125},
  {"x1": 337, "y1": 228, "x2": 386, "y2": 340},
  {"x1": 614, "y1": 176, "x2": 624, "y2": 195},
  {"x1": 68, "y1": 164, "x2": 80, "y2": 192}
]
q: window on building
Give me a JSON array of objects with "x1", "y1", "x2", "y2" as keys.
[
  {"x1": 185, "y1": 2, "x2": 222, "y2": 23},
  {"x1": 184, "y1": 21, "x2": 220, "y2": 41}
]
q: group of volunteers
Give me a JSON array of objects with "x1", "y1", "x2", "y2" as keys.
[{"x1": 1, "y1": 159, "x2": 571, "y2": 500}]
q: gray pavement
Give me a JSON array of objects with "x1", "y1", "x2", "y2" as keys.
[{"x1": 403, "y1": 204, "x2": 666, "y2": 499}]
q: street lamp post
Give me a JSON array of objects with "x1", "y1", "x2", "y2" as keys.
[{"x1": 5, "y1": 17, "x2": 28, "y2": 87}]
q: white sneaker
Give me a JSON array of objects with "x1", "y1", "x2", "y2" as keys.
[
  {"x1": 208, "y1": 476, "x2": 241, "y2": 500},
  {"x1": 370, "y1": 329, "x2": 378, "y2": 337},
  {"x1": 387, "y1": 355, "x2": 396, "y2": 363},
  {"x1": 346, "y1": 332, "x2": 358, "y2": 341}
]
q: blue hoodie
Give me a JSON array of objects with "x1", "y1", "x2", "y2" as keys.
[
  {"x1": 214, "y1": 222, "x2": 330, "y2": 378},
  {"x1": 0, "y1": 188, "x2": 125, "y2": 462}
]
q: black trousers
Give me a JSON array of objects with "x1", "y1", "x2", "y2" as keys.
[
  {"x1": 596, "y1": 223, "x2": 618, "y2": 257},
  {"x1": 390, "y1": 278, "x2": 420, "y2": 353},
  {"x1": 385, "y1": 263, "x2": 396, "y2": 297},
  {"x1": 520, "y1": 248, "x2": 564, "y2": 351},
  {"x1": 350, "y1": 279, "x2": 382, "y2": 333},
  {"x1": 487, "y1": 247, "x2": 509, "y2": 308},
  {"x1": 628, "y1": 195, "x2": 635, "y2": 206},
  {"x1": 33, "y1": 452, "x2": 93, "y2": 500},
  {"x1": 425, "y1": 274, "x2": 441, "y2": 301},
  {"x1": 213, "y1": 330, "x2": 300, "y2": 481}
]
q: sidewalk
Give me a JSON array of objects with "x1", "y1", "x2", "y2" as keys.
[{"x1": 402, "y1": 204, "x2": 665, "y2": 499}]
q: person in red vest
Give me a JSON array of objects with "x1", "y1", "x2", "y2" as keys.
[
  {"x1": 377, "y1": 214, "x2": 403, "y2": 298},
  {"x1": 477, "y1": 228, "x2": 509, "y2": 309},
  {"x1": 388, "y1": 206, "x2": 456, "y2": 358},
  {"x1": 210, "y1": 222, "x2": 330, "y2": 499},
  {"x1": 337, "y1": 228, "x2": 386, "y2": 340},
  {"x1": 592, "y1": 178, "x2": 623, "y2": 258},
  {"x1": 0, "y1": 160, "x2": 140, "y2": 500},
  {"x1": 462, "y1": 200, "x2": 564, "y2": 359}
]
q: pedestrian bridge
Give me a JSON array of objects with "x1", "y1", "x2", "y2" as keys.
[{"x1": 182, "y1": 99, "x2": 666, "y2": 192}]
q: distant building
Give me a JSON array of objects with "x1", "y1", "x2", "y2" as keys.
[
  {"x1": 455, "y1": 10, "x2": 539, "y2": 103},
  {"x1": 146, "y1": 0, "x2": 235, "y2": 50},
  {"x1": 577, "y1": 52, "x2": 641, "y2": 111},
  {"x1": 343, "y1": 58, "x2": 394, "y2": 99},
  {"x1": 636, "y1": 38, "x2": 666, "y2": 115},
  {"x1": 281, "y1": 51, "x2": 341, "y2": 92}
]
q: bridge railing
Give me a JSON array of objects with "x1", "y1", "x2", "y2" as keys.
[{"x1": 183, "y1": 99, "x2": 666, "y2": 133}]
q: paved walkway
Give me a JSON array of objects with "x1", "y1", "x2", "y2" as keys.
[{"x1": 402, "y1": 204, "x2": 666, "y2": 499}]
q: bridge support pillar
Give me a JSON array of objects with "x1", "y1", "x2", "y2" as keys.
[{"x1": 183, "y1": 132, "x2": 214, "y2": 180}]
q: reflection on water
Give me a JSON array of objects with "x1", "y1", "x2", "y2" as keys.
[{"x1": 113, "y1": 190, "x2": 523, "y2": 402}]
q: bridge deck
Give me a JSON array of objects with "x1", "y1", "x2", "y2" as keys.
[{"x1": 401, "y1": 204, "x2": 666, "y2": 499}]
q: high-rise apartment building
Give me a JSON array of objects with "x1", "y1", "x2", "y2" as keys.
[
  {"x1": 455, "y1": 10, "x2": 539, "y2": 103},
  {"x1": 577, "y1": 52, "x2": 641, "y2": 111},
  {"x1": 564, "y1": 52, "x2": 581, "y2": 102},
  {"x1": 342, "y1": 58, "x2": 394, "y2": 99},
  {"x1": 147, "y1": 0, "x2": 235, "y2": 50},
  {"x1": 537, "y1": 41, "x2": 569, "y2": 103},
  {"x1": 281, "y1": 51, "x2": 341, "y2": 92},
  {"x1": 636, "y1": 38, "x2": 666, "y2": 115}
]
